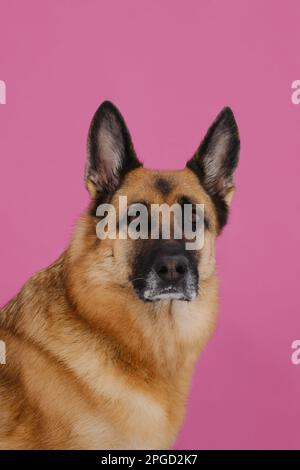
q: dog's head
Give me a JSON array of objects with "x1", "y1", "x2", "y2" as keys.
[{"x1": 79, "y1": 101, "x2": 239, "y2": 303}]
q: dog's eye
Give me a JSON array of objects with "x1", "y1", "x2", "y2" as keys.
[
  {"x1": 127, "y1": 212, "x2": 140, "y2": 223},
  {"x1": 179, "y1": 197, "x2": 209, "y2": 231},
  {"x1": 127, "y1": 204, "x2": 142, "y2": 224},
  {"x1": 182, "y1": 205, "x2": 202, "y2": 230},
  {"x1": 191, "y1": 210, "x2": 197, "y2": 223},
  {"x1": 190, "y1": 209, "x2": 201, "y2": 230}
]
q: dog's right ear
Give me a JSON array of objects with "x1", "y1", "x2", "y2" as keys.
[{"x1": 85, "y1": 101, "x2": 141, "y2": 198}]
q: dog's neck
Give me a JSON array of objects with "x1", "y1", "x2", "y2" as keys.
[{"x1": 65, "y1": 258, "x2": 216, "y2": 376}]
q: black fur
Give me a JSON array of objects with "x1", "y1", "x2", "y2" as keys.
[{"x1": 154, "y1": 178, "x2": 173, "y2": 196}]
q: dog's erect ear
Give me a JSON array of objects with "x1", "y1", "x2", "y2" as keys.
[
  {"x1": 186, "y1": 107, "x2": 240, "y2": 229},
  {"x1": 85, "y1": 101, "x2": 141, "y2": 197}
]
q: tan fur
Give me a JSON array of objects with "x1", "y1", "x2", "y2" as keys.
[{"x1": 0, "y1": 167, "x2": 222, "y2": 449}]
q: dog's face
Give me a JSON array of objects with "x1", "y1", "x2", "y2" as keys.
[
  {"x1": 113, "y1": 167, "x2": 215, "y2": 302},
  {"x1": 81, "y1": 101, "x2": 239, "y2": 303}
]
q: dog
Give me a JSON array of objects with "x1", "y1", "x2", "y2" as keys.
[{"x1": 0, "y1": 101, "x2": 240, "y2": 449}]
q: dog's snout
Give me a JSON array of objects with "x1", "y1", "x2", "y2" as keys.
[
  {"x1": 133, "y1": 243, "x2": 198, "y2": 301},
  {"x1": 154, "y1": 255, "x2": 188, "y2": 283}
]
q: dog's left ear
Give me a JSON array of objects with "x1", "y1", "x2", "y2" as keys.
[
  {"x1": 85, "y1": 101, "x2": 141, "y2": 197},
  {"x1": 186, "y1": 107, "x2": 240, "y2": 229}
]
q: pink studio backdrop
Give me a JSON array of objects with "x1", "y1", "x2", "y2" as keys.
[{"x1": 0, "y1": 0, "x2": 299, "y2": 450}]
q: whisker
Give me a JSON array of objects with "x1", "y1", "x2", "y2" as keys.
[{"x1": 131, "y1": 277, "x2": 145, "y2": 283}]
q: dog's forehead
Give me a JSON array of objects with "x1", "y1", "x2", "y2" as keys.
[{"x1": 119, "y1": 167, "x2": 209, "y2": 204}]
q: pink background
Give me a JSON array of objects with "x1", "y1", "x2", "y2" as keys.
[{"x1": 0, "y1": 0, "x2": 300, "y2": 449}]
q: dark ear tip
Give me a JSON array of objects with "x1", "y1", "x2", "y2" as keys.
[
  {"x1": 93, "y1": 100, "x2": 121, "y2": 120},
  {"x1": 218, "y1": 106, "x2": 239, "y2": 130},
  {"x1": 89, "y1": 100, "x2": 126, "y2": 141},
  {"x1": 99, "y1": 100, "x2": 119, "y2": 112},
  {"x1": 220, "y1": 106, "x2": 234, "y2": 116}
]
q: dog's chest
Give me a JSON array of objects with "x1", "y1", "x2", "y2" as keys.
[{"x1": 72, "y1": 389, "x2": 172, "y2": 450}]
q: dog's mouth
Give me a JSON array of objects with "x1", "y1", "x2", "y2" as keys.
[
  {"x1": 132, "y1": 270, "x2": 198, "y2": 302},
  {"x1": 143, "y1": 287, "x2": 195, "y2": 302}
]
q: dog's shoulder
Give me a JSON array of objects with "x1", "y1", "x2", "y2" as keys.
[{"x1": 0, "y1": 254, "x2": 67, "y2": 331}]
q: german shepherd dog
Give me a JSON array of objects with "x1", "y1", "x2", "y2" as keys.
[{"x1": 0, "y1": 101, "x2": 239, "y2": 449}]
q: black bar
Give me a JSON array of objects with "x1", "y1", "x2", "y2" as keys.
[{"x1": 0, "y1": 450, "x2": 298, "y2": 466}]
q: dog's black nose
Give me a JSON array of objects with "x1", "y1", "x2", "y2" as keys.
[{"x1": 154, "y1": 255, "x2": 188, "y2": 283}]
